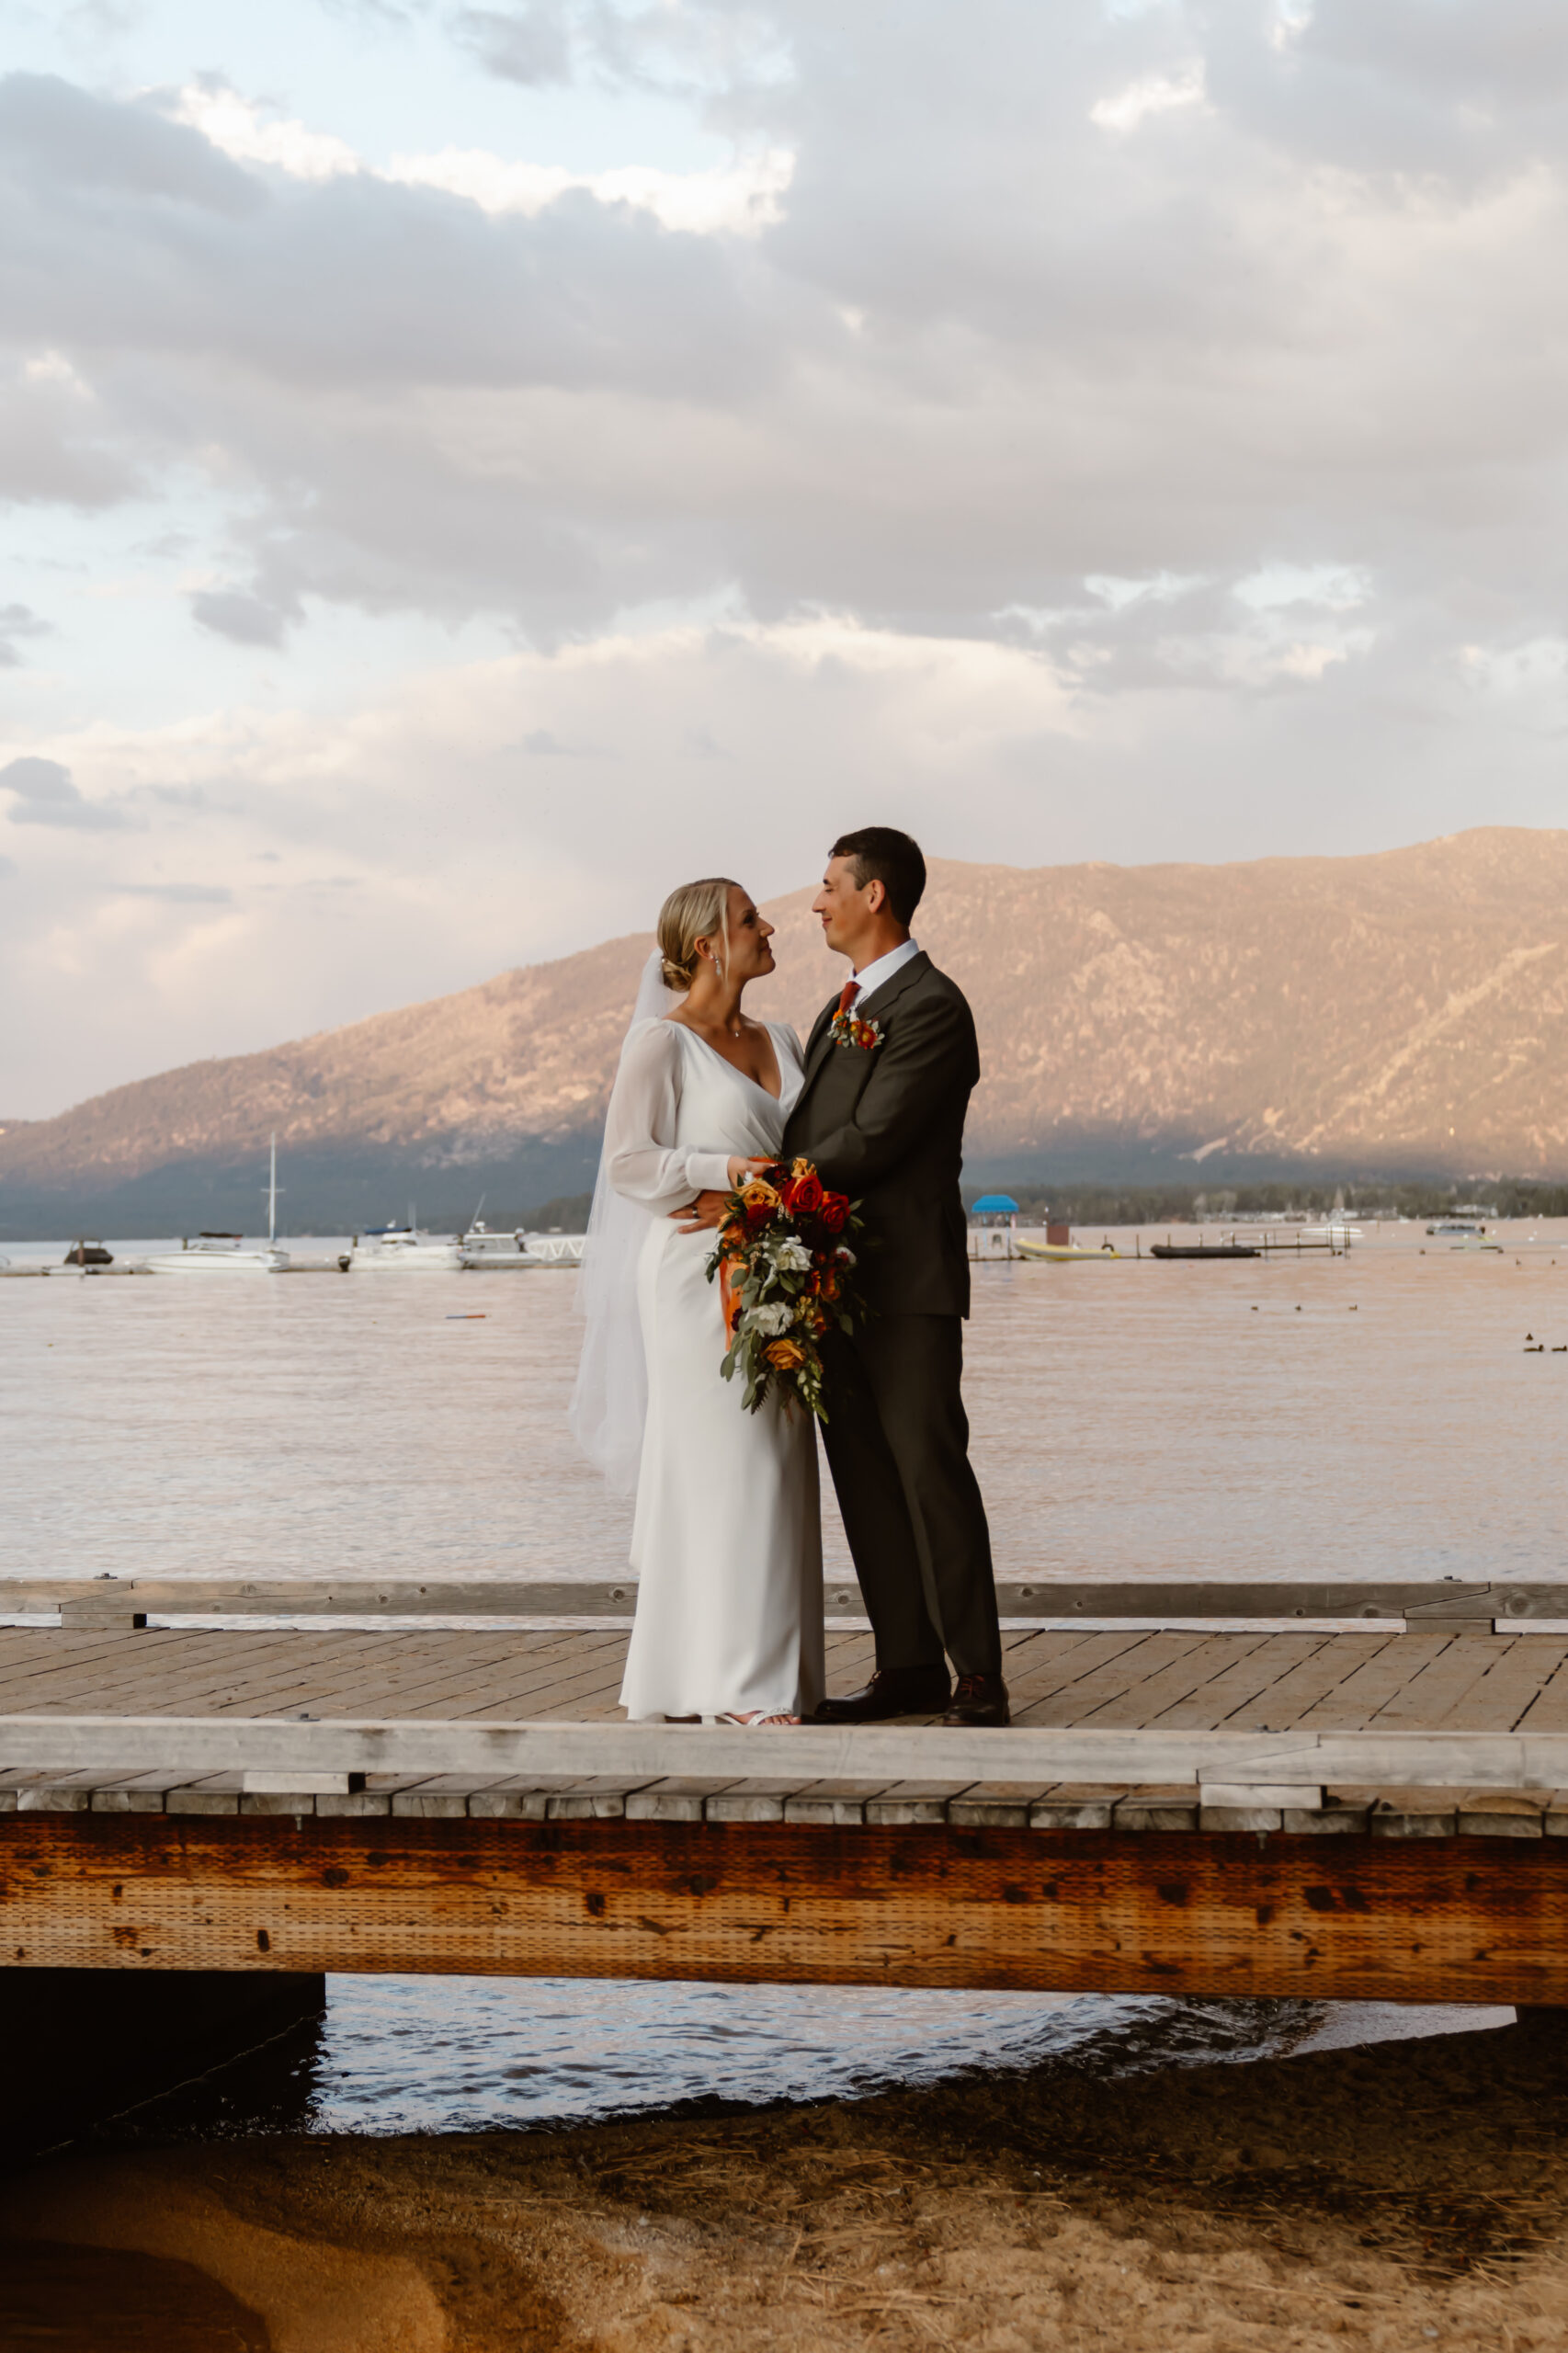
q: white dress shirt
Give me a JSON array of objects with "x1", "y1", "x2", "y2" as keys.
[{"x1": 847, "y1": 936, "x2": 921, "y2": 1006}]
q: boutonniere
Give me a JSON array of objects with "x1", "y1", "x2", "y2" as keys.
[{"x1": 830, "y1": 1010, "x2": 883, "y2": 1052}]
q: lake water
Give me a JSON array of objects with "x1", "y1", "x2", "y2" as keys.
[
  {"x1": 96, "y1": 1979, "x2": 1513, "y2": 2147},
  {"x1": 6, "y1": 1219, "x2": 1568, "y2": 1586},
  {"x1": 2, "y1": 1222, "x2": 1556, "y2": 2136}
]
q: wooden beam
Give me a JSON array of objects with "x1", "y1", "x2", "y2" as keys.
[
  {"x1": 5, "y1": 1813, "x2": 1567, "y2": 2006},
  {"x1": 6, "y1": 1713, "x2": 1568, "y2": 1791},
  {"x1": 9, "y1": 1576, "x2": 1568, "y2": 1623}
]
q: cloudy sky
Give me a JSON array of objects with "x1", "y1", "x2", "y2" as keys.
[{"x1": 3, "y1": 0, "x2": 1567, "y2": 1116}]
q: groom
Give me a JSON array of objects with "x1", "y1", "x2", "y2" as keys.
[{"x1": 783, "y1": 827, "x2": 1007, "y2": 1728}]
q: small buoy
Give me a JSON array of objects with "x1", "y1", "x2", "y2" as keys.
[{"x1": 1295, "y1": 1304, "x2": 1301, "y2": 1313}]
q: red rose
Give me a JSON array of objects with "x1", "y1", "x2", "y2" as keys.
[
  {"x1": 817, "y1": 1192, "x2": 850, "y2": 1233},
  {"x1": 782, "y1": 1168, "x2": 824, "y2": 1217}
]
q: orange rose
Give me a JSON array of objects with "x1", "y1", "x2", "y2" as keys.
[
  {"x1": 742, "y1": 1177, "x2": 781, "y2": 1226},
  {"x1": 765, "y1": 1338, "x2": 807, "y2": 1370}
]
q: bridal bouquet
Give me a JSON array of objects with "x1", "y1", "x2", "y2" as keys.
[{"x1": 705, "y1": 1157, "x2": 866, "y2": 1422}]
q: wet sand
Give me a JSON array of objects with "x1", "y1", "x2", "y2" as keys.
[{"x1": 7, "y1": 2011, "x2": 1568, "y2": 2349}]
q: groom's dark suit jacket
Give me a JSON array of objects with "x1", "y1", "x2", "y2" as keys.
[
  {"x1": 781, "y1": 950, "x2": 978, "y2": 1316},
  {"x1": 782, "y1": 948, "x2": 998, "y2": 1678}
]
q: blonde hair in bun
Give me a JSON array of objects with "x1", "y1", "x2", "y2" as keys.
[{"x1": 657, "y1": 877, "x2": 738, "y2": 991}]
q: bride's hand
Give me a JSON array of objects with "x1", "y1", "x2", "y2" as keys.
[{"x1": 727, "y1": 1154, "x2": 772, "y2": 1188}]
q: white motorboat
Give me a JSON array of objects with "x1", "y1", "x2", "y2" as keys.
[
  {"x1": 347, "y1": 1223, "x2": 464, "y2": 1271},
  {"x1": 523, "y1": 1232, "x2": 586, "y2": 1267},
  {"x1": 459, "y1": 1220, "x2": 540, "y2": 1269},
  {"x1": 142, "y1": 1138, "x2": 290, "y2": 1275},
  {"x1": 142, "y1": 1233, "x2": 290, "y2": 1276}
]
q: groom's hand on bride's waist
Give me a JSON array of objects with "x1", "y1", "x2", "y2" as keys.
[
  {"x1": 671, "y1": 1189, "x2": 732, "y2": 1233},
  {"x1": 671, "y1": 1158, "x2": 771, "y2": 1232}
]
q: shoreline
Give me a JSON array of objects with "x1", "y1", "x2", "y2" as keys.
[{"x1": 6, "y1": 2008, "x2": 1568, "y2": 2348}]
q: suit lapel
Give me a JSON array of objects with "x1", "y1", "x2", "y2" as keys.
[
  {"x1": 799, "y1": 997, "x2": 841, "y2": 1097},
  {"x1": 855, "y1": 949, "x2": 929, "y2": 1022},
  {"x1": 795, "y1": 950, "x2": 931, "y2": 1108}
]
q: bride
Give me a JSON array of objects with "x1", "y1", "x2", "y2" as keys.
[{"x1": 569, "y1": 877, "x2": 824, "y2": 1724}]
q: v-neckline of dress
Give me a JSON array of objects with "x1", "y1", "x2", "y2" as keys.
[{"x1": 676, "y1": 1020, "x2": 786, "y2": 1105}]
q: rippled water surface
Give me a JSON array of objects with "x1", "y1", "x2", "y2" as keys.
[
  {"x1": 6, "y1": 1221, "x2": 1568, "y2": 1584},
  {"x1": 99, "y1": 1977, "x2": 1513, "y2": 2143}
]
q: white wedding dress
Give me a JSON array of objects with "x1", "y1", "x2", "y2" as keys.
[{"x1": 603, "y1": 1016, "x2": 824, "y2": 1722}]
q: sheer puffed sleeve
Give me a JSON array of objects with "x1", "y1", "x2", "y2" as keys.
[{"x1": 605, "y1": 1022, "x2": 733, "y2": 1211}]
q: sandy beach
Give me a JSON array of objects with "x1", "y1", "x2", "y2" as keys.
[{"x1": 6, "y1": 2007, "x2": 1568, "y2": 2350}]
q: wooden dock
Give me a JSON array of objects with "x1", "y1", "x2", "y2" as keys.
[{"x1": 4, "y1": 1578, "x2": 1568, "y2": 2008}]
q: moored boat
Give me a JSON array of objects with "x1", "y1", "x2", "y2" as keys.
[
  {"x1": 140, "y1": 1135, "x2": 291, "y2": 1275},
  {"x1": 1014, "y1": 1236, "x2": 1122, "y2": 1262},
  {"x1": 142, "y1": 1233, "x2": 290, "y2": 1276},
  {"x1": 1150, "y1": 1242, "x2": 1260, "y2": 1260},
  {"x1": 459, "y1": 1221, "x2": 540, "y2": 1269},
  {"x1": 347, "y1": 1225, "x2": 464, "y2": 1272}
]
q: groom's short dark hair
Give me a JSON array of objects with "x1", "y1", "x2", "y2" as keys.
[{"x1": 831, "y1": 827, "x2": 926, "y2": 928}]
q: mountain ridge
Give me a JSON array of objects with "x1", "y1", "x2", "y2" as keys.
[{"x1": 4, "y1": 827, "x2": 1566, "y2": 1232}]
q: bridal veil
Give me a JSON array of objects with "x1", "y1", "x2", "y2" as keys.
[{"x1": 567, "y1": 948, "x2": 676, "y2": 1493}]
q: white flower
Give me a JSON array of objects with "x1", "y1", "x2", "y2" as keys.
[
  {"x1": 770, "y1": 1236, "x2": 813, "y2": 1273},
  {"x1": 744, "y1": 1301, "x2": 795, "y2": 1336},
  {"x1": 835, "y1": 1245, "x2": 857, "y2": 1267}
]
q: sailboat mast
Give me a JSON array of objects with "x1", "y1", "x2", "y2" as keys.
[{"x1": 267, "y1": 1133, "x2": 278, "y2": 1246}]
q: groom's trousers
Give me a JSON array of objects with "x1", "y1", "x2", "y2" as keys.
[{"x1": 820, "y1": 1314, "x2": 1002, "y2": 1679}]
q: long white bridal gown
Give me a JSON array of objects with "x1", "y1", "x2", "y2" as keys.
[{"x1": 606, "y1": 1016, "x2": 824, "y2": 1722}]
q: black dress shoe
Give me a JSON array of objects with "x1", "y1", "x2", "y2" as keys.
[
  {"x1": 812, "y1": 1665, "x2": 953, "y2": 1723},
  {"x1": 942, "y1": 1672, "x2": 1011, "y2": 1728}
]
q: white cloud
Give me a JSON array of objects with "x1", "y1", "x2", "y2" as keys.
[
  {"x1": 171, "y1": 78, "x2": 794, "y2": 236},
  {"x1": 1091, "y1": 63, "x2": 1207, "y2": 132},
  {"x1": 171, "y1": 83, "x2": 362, "y2": 182},
  {"x1": 387, "y1": 142, "x2": 794, "y2": 233}
]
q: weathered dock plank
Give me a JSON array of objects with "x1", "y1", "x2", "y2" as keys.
[
  {"x1": 13, "y1": 1574, "x2": 1568, "y2": 1626},
  {"x1": 7, "y1": 1812, "x2": 1567, "y2": 2005},
  {"x1": 1219, "y1": 1632, "x2": 1400, "y2": 1730},
  {"x1": 11, "y1": 1712, "x2": 1568, "y2": 1790}
]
